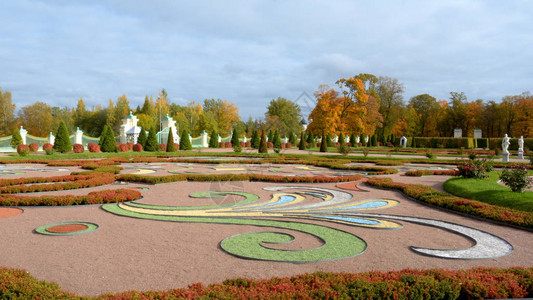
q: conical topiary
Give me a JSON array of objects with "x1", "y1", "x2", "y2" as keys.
[
  {"x1": 288, "y1": 132, "x2": 297, "y2": 145},
  {"x1": 267, "y1": 129, "x2": 273, "y2": 143},
  {"x1": 371, "y1": 134, "x2": 377, "y2": 147},
  {"x1": 298, "y1": 132, "x2": 305, "y2": 150},
  {"x1": 100, "y1": 125, "x2": 118, "y2": 152},
  {"x1": 53, "y1": 121, "x2": 72, "y2": 153},
  {"x1": 208, "y1": 130, "x2": 219, "y2": 148},
  {"x1": 231, "y1": 128, "x2": 240, "y2": 147},
  {"x1": 326, "y1": 133, "x2": 332, "y2": 147},
  {"x1": 320, "y1": 133, "x2": 327, "y2": 152},
  {"x1": 144, "y1": 127, "x2": 159, "y2": 152},
  {"x1": 10, "y1": 127, "x2": 23, "y2": 149},
  {"x1": 137, "y1": 127, "x2": 147, "y2": 148},
  {"x1": 306, "y1": 132, "x2": 314, "y2": 147},
  {"x1": 258, "y1": 131, "x2": 268, "y2": 153},
  {"x1": 338, "y1": 133, "x2": 345, "y2": 146},
  {"x1": 350, "y1": 133, "x2": 357, "y2": 146},
  {"x1": 250, "y1": 129, "x2": 259, "y2": 149},
  {"x1": 359, "y1": 134, "x2": 366, "y2": 146},
  {"x1": 166, "y1": 129, "x2": 176, "y2": 152},
  {"x1": 180, "y1": 129, "x2": 192, "y2": 150},
  {"x1": 273, "y1": 130, "x2": 282, "y2": 149}
]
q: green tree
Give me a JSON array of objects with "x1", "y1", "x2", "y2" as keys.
[
  {"x1": 376, "y1": 76, "x2": 405, "y2": 137},
  {"x1": 137, "y1": 128, "x2": 147, "y2": 147},
  {"x1": 258, "y1": 130, "x2": 268, "y2": 153},
  {"x1": 231, "y1": 127, "x2": 240, "y2": 146},
  {"x1": 338, "y1": 133, "x2": 345, "y2": 146},
  {"x1": 0, "y1": 87, "x2": 16, "y2": 136},
  {"x1": 288, "y1": 132, "x2": 297, "y2": 145},
  {"x1": 306, "y1": 131, "x2": 314, "y2": 146},
  {"x1": 267, "y1": 129, "x2": 273, "y2": 143},
  {"x1": 18, "y1": 102, "x2": 54, "y2": 137},
  {"x1": 166, "y1": 129, "x2": 176, "y2": 152},
  {"x1": 298, "y1": 132, "x2": 305, "y2": 150},
  {"x1": 208, "y1": 130, "x2": 219, "y2": 148},
  {"x1": 53, "y1": 121, "x2": 72, "y2": 153},
  {"x1": 144, "y1": 127, "x2": 159, "y2": 152},
  {"x1": 180, "y1": 129, "x2": 192, "y2": 150},
  {"x1": 99, "y1": 125, "x2": 118, "y2": 152},
  {"x1": 265, "y1": 97, "x2": 302, "y2": 136},
  {"x1": 371, "y1": 134, "x2": 377, "y2": 147},
  {"x1": 350, "y1": 133, "x2": 357, "y2": 146},
  {"x1": 408, "y1": 94, "x2": 440, "y2": 137},
  {"x1": 250, "y1": 129, "x2": 260, "y2": 149},
  {"x1": 326, "y1": 133, "x2": 333, "y2": 147},
  {"x1": 10, "y1": 127, "x2": 23, "y2": 148},
  {"x1": 359, "y1": 134, "x2": 366, "y2": 146},
  {"x1": 320, "y1": 132, "x2": 327, "y2": 152},
  {"x1": 272, "y1": 130, "x2": 282, "y2": 149}
]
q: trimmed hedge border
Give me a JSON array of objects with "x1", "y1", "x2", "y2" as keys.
[
  {"x1": 0, "y1": 189, "x2": 141, "y2": 206},
  {"x1": 366, "y1": 177, "x2": 533, "y2": 229},
  {"x1": 404, "y1": 170, "x2": 457, "y2": 176},
  {"x1": 117, "y1": 173, "x2": 363, "y2": 184},
  {"x1": 0, "y1": 266, "x2": 530, "y2": 299},
  {"x1": 0, "y1": 174, "x2": 116, "y2": 194}
]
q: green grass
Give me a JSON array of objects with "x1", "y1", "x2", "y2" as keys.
[{"x1": 443, "y1": 171, "x2": 533, "y2": 213}]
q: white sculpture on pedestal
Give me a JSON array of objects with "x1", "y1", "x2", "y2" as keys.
[
  {"x1": 518, "y1": 136, "x2": 524, "y2": 159},
  {"x1": 502, "y1": 134, "x2": 510, "y2": 162}
]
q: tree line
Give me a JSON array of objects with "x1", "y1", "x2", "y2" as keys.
[{"x1": 0, "y1": 75, "x2": 531, "y2": 140}]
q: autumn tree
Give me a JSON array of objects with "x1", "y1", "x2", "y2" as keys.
[
  {"x1": 307, "y1": 85, "x2": 341, "y2": 136},
  {"x1": 203, "y1": 99, "x2": 240, "y2": 136},
  {"x1": 511, "y1": 94, "x2": 533, "y2": 137},
  {"x1": 376, "y1": 76, "x2": 404, "y2": 136},
  {"x1": 408, "y1": 94, "x2": 440, "y2": 137},
  {"x1": 0, "y1": 87, "x2": 16, "y2": 136},
  {"x1": 18, "y1": 102, "x2": 54, "y2": 137},
  {"x1": 265, "y1": 97, "x2": 302, "y2": 136}
]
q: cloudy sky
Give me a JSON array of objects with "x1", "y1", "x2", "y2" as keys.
[{"x1": 1, "y1": 0, "x2": 532, "y2": 119}]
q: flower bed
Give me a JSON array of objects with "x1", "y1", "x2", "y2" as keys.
[
  {"x1": 117, "y1": 173, "x2": 363, "y2": 184},
  {"x1": 0, "y1": 174, "x2": 116, "y2": 194},
  {"x1": 366, "y1": 177, "x2": 533, "y2": 228},
  {"x1": 1, "y1": 266, "x2": 530, "y2": 299},
  {"x1": 404, "y1": 170, "x2": 456, "y2": 176},
  {"x1": 0, "y1": 189, "x2": 141, "y2": 206}
]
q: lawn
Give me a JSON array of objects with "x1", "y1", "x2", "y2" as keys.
[{"x1": 443, "y1": 171, "x2": 533, "y2": 213}]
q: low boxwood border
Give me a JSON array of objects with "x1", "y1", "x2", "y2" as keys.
[{"x1": 366, "y1": 177, "x2": 533, "y2": 229}]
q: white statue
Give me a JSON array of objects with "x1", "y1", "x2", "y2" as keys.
[
  {"x1": 518, "y1": 136, "x2": 524, "y2": 151},
  {"x1": 502, "y1": 134, "x2": 510, "y2": 154}
]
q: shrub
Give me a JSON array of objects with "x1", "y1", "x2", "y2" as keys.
[
  {"x1": 10, "y1": 127, "x2": 23, "y2": 149},
  {"x1": 166, "y1": 129, "x2": 176, "y2": 152},
  {"x1": 258, "y1": 131, "x2": 268, "y2": 153},
  {"x1": 319, "y1": 134, "x2": 327, "y2": 152},
  {"x1": 224, "y1": 142, "x2": 232, "y2": 148},
  {"x1": 127, "y1": 143, "x2": 134, "y2": 150},
  {"x1": 209, "y1": 130, "x2": 219, "y2": 148},
  {"x1": 73, "y1": 144, "x2": 84, "y2": 153},
  {"x1": 500, "y1": 164, "x2": 533, "y2": 192},
  {"x1": 87, "y1": 142, "x2": 100, "y2": 153},
  {"x1": 118, "y1": 143, "x2": 130, "y2": 152},
  {"x1": 456, "y1": 159, "x2": 493, "y2": 179},
  {"x1": 53, "y1": 121, "x2": 72, "y2": 153},
  {"x1": 99, "y1": 125, "x2": 118, "y2": 152},
  {"x1": 425, "y1": 150, "x2": 435, "y2": 159},
  {"x1": 339, "y1": 142, "x2": 350, "y2": 155},
  {"x1": 145, "y1": 127, "x2": 159, "y2": 152},
  {"x1": 266, "y1": 142, "x2": 274, "y2": 148},
  {"x1": 219, "y1": 142, "x2": 226, "y2": 148},
  {"x1": 285, "y1": 142, "x2": 292, "y2": 148},
  {"x1": 180, "y1": 130, "x2": 192, "y2": 150},
  {"x1": 42, "y1": 143, "x2": 53, "y2": 151},
  {"x1": 362, "y1": 148, "x2": 369, "y2": 157},
  {"x1": 137, "y1": 127, "x2": 147, "y2": 148},
  {"x1": 17, "y1": 144, "x2": 30, "y2": 156},
  {"x1": 29, "y1": 143, "x2": 39, "y2": 152},
  {"x1": 298, "y1": 132, "x2": 305, "y2": 150},
  {"x1": 45, "y1": 148, "x2": 55, "y2": 155},
  {"x1": 132, "y1": 143, "x2": 143, "y2": 152},
  {"x1": 245, "y1": 142, "x2": 251, "y2": 147},
  {"x1": 158, "y1": 144, "x2": 167, "y2": 152},
  {"x1": 231, "y1": 128, "x2": 240, "y2": 147},
  {"x1": 233, "y1": 143, "x2": 242, "y2": 153},
  {"x1": 250, "y1": 129, "x2": 260, "y2": 149},
  {"x1": 469, "y1": 152, "x2": 477, "y2": 160}
]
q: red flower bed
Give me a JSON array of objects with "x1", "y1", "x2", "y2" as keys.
[
  {"x1": 0, "y1": 174, "x2": 116, "y2": 194},
  {"x1": 73, "y1": 143, "x2": 84, "y2": 153},
  {"x1": 366, "y1": 177, "x2": 533, "y2": 228},
  {"x1": 0, "y1": 189, "x2": 141, "y2": 206},
  {"x1": 404, "y1": 170, "x2": 456, "y2": 176}
]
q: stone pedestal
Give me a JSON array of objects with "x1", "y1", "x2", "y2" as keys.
[
  {"x1": 201, "y1": 131, "x2": 208, "y2": 147},
  {"x1": 518, "y1": 151, "x2": 524, "y2": 160},
  {"x1": 502, "y1": 152, "x2": 509, "y2": 162}
]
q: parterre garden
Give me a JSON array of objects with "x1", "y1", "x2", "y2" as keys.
[{"x1": 0, "y1": 148, "x2": 532, "y2": 299}]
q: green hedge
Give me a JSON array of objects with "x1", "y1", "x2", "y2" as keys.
[
  {"x1": 413, "y1": 137, "x2": 474, "y2": 149},
  {"x1": 475, "y1": 138, "x2": 489, "y2": 149}
]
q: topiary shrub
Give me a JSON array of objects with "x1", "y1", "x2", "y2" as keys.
[
  {"x1": 272, "y1": 130, "x2": 282, "y2": 150},
  {"x1": 29, "y1": 143, "x2": 39, "y2": 152},
  {"x1": 99, "y1": 125, "x2": 118, "y2": 152},
  {"x1": 73, "y1": 144, "x2": 84, "y2": 153},
  {"x1": 258, "y1": 131, "x2": 268, "y2": 153},
  {"x1": 250, "y1": 129, "x2": 260, "y2": 149},
  {"x1": 137, "y1": 127, "x2": 147, "y2": 148},
  {"x1": 233, "y1": 143, "x2": 242, "y2": 153},
  {"x1": 179, "y1": 130, "x2": 192, "y2": 150},
  {"x1": 219, "y1": 142, "x2": 226, "y2": 148},
  {"x1": 43, "y1": 143, "x2": 53, "y2": 151},
  {"x1": 158, "y1": 144, "x2": 167, "y2": 152},
  {"x1": 10, "y1": 127, "x2": 23, "y2": 149},
  {"x1": 298, "y1": 132, "x2": 305, "y2": 150},
  {"x1": 87, "y1": 142, "x2": 100, "y2": 153},
  {"x1": 224, "y1": 142, "x2": 232, "y2": 148},
  {"x1": 132, "y1": 143, "x2": 143, "y2": 152},
  {"x1": 285, "y1": 142, "x2": 292, "y2": 148},
  {"x1": 320, "y1": 133, "x2": 327, "y2": 152},
  {"x1": 118, "y1": 143, "x2": 129, "y2": 152},
  {"x1": 17, "y1": 144, "x2": 30, "y2": 156},
  {"x1": 208, "y1": 130, "x2": 219, "y2": 148},
  {"x1": 166, "y1": 129, "x2": 176, "y2": 152},
  {"x1": 53, "y1": 121, "x2": 72, "y2": 153}
]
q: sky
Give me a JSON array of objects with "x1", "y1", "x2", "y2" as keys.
[{"x1": 1, "y1": 0, "x2": 532, "y2": 119}]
